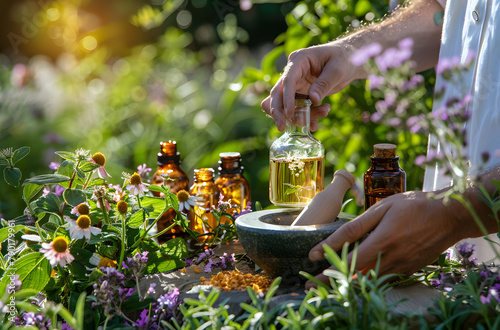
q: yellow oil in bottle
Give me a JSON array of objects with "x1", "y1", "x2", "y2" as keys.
[{"x1": 269, "y1": 156, "x2": 324, "y2": 207}]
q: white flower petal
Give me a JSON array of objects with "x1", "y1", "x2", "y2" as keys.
[
  {"x1": 21, "y1": 235, "x2": 42, "y2": 242},
  {"x1": 90, "y1": 227, "x2": 102, "y2": 236},
  {"x1": 72, "y1": 228, "x2": 84, "y2": 240}
]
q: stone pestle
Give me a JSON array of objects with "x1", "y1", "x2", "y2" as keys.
[{"x1": 291, "y1": 170, "x2": 355, "y2": 226}]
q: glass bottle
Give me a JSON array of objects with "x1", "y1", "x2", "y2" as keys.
[
  {"x1": 215, "y1": 152, "x2": 251, "y2": 221},
  {"x1": 152, "y1": 141, "x2": 190, "y2": 244},
  {"x1": 269, "y1": 93, "x2": 325, "y2": 207},
  {"x1": 189, "y1": 168, "x2": 220, "y2": 247},
  {"x1": 364, "y1": 143, "x2": 406, "y2": 210}
]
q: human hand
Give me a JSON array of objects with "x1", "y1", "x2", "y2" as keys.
[
  {"x1": 261, "y1": 42, "x2": 360, "y2": 131},
  {"x1": 305, "y1": 191, "x2": 463, "y2": 289}
]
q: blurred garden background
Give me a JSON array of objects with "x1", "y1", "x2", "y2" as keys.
[{"x1": 0, "y1": 0, "x2": 432, "y2": 220}]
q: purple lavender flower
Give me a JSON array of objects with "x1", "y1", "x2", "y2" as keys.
[
  {"x1": 19, "y1": 312, "x2": 51, "y2": 328},
  {"x1": 123, "y1": 251, "x2": 149, "y2": 279},
  {"x1": 92, "y1": 267, "x2": 132, "y2": 316},
  {"x1": 350, "y1": 43, "x2": 383, "y2": 66},
  {"x1": 204, "y1": 258, "x2": 216, "y2": 273},
  {"x1": 414, "y1": 155, "x2": 426, "y2": 166},
  {"x1": 398, "y1": 37, "x2": 414, "y2": 51},
  {"x1": 49, "y1": 162, "x2": 60, "y2": 170},
  {"x1": 368, "y1": 75, "x2": 384, "y2": 90},
  {"x1": 136, "y1": 309, "x2": 150, "y2": 328},
  {"x1": 54, "y1": 185, "x2": 65, "y2": 196},
  {"x1": 156, "y1": 288, "x2": 180, "y2": 315},
  {"x1": 371, "y1": 112, "x2": 382, "y2": 123},
  {"x1": 220, "y1": 253, "x2": 237, "y2": 269},
  {"x1": 456, "y1": 242, "x2": 477, "y2": 268},
  {"x1": 234, "y1": 202, "x2": 252, "y2": 219},
  {"x1": 146, "y1": 283, "x2": 157, "y2": 297}
]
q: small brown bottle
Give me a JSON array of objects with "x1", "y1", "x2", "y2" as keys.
[
  {"x1": 152, "y1": 141, "x2": 190, "y2": 244},
  {"x1": 215, "y1": 152, "x2": 251, "y2": 219},
  {"x1": 188, "y1": 168, "x2": 220, "y2": 248},
  {"x1": 364, "y1": 143, "x2": 406, "y2": 210}
]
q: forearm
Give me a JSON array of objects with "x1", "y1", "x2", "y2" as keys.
[
  {"x1": 340, "y1": 0, "x2": 443, "y2": 79},
  {"x1": 442, "y1": 166, "x2": 500, "y2": 240}
]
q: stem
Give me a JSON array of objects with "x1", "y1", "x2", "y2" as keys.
[
  {"x1": 103, "y1": 315, "x2": 111, "y2": 330},
  {"x1": 128, "y1": 204, "x2": 168, "y2": 251},
  {"x1": 135, "y1": 275, "x2": 142, "y2": 301},
  {"x1": 100, "y1": 197, "x2": 110, "y2": 224},
  {"x1": 82, "y1": 173, "x2": 93, "y2": 190},
  {"x1": 118, "y1": 215, "x2": 126, "y2": 271},
  {"x1": 35, "y1": 221, "x2": 46, "y2": 243},
  {"x1": 149, "y1": 222, "x2": 176, "y2": 239}
]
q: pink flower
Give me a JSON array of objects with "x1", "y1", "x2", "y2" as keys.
[
  {"x1": 40, "y1": 237, "x2": 74, "y2": 268},
  {"x1": 137, "y1": 164, "x2": 152, "y2": 176}
]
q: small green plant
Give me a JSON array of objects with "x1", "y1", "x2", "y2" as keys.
[{"x1": 0, "y1": 147, "x2": 30, "y2": 188}]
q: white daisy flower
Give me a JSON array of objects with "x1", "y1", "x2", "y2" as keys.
[
  {"x1": 69, "y1": 215, "x2": 102, "y2": 241},
  {"x1": 40, "y1": 237, "x2": 74, "y2": 268},
  {"x1": 126, "y1": 172, "x2": 147, "y2": 197},
  {"x1": 176, "y1": 190, "x2": 204, "y2": 213}
]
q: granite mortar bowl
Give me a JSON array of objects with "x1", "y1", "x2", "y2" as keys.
[{"x1": 235, "y1": 208, "x2": 355, "y2": 284}]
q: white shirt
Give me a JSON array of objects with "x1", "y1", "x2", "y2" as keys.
[{"x1": 424, "y1": 0, "x2": 500, "y2": 263}]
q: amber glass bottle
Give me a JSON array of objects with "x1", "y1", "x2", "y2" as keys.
[
  {"x1": 152, "y1": 141, "x2": 190, "y2": 244},
  {"x1": 189, "y1": 168, "x2": 220, "y2": 248},
  {"x1": 364, "y1": 143, "x2": 406, "y2": 210},
  {"x1": 215, "y1": 152, "x2": 251, "y2": 218}
]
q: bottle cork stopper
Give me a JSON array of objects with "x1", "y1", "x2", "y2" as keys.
[
  {"x1": 374, "y1": 143, "x2": 397, "y2": 158},
  {"x1": 295, "y1": 92, "x2": 309, "y2": 100}
]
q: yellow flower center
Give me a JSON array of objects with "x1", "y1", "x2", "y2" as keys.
[
  {"x1": 130, "y1": 173, "x2": 142, "y2": 186},
  {"x1": 77, "y1": 215, "x2": 91, "y2": 229},
  {"x1": 98, "y1": 257, "x2": 117, "y2": 268},
  {"x1": 176, "y1": 190, "x2": 190, "y2": 203},
  {"x1": 52, "y1": 237, "x2": 68, "y2": 253},
  {"x1": 91, "y1": 152, "x2": 106, "y2": 167},
  {"x1": 77, "y1": 203, "x2": 90, "y2": 215},
  {"x1": 117, "y1": 200, "x2": 128, "y2": 214}
]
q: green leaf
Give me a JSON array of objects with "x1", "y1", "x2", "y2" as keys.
[
  {"x1": 69, "y1": 247, "x2": 94, "y2": 267},
  {"x1": 55, "y1": 151, "x2": 76, "y2": 162},
  {"x1": 0, "y1": 225, "x2": 25, "y2": 243},
  {"x1": 23, "y1": 183, "x2": 44, "y2": 204},
  {"x1": 33, "y1": 193, "x2": 62, "y2": 215},
  {"x1": 160, "y1": 237, "x2": 188, "y2": 260},
  {"x1": 12, "y1": 146, "x2": 30, "y2": 164},
  {"x1": 147, "y1": 184, "x2": 169, "y2": 194},
  {"x1": 143, "y1": 251, "x2": 184, "y2": 275},
  {"x1": 283, "y1": 184, "x2": 302, "y2": 196},
  {"x1": 8, "y1": 252, "x2": 51, "y2": 292},
  {"x1": 78, "y1": 161, "x2": 100, "y2": 173},
  {"x1": 128, "y1": 209, "x2": 146, "y2": 228},
  {"x1": 121, "y1": 294, "x2": 155, "y2": 313},
  {"x1": 141, "y1": 196, "x2": 168, "y2": 219},
  {"x1": 4, "y1": 167, "x2": 22, "y2": 187},
  {"x1": 23, "y1": 174, "x2": 70, "y2": 186},
  {"x1": 63, "y1": 189, "x2": 87, "y2": 206},
  {"x1": 42, "y1": 221, "x2": 59, "y2": 236}
]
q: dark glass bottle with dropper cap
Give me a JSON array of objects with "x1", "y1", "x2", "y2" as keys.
[
  {"x1": 364, "y1": 143, "x2": 406, "y2": 210},
  {"x1": 152, "y1": 141, "x2": 190, "y2": 244}
]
